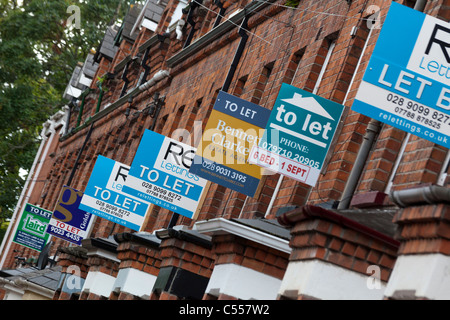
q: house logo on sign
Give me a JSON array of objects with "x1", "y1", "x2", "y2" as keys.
[{"x1": 271, "y1": 93, "x2": 334, "y2": 148}]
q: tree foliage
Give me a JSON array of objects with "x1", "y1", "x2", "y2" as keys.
[{"x1": 0, "y1": 0, "x2": 131, "y2": 219}]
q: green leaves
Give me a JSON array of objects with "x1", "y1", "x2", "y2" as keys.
[{"x1": 0, "y1": 0, "x2": 130, "y2": 218}]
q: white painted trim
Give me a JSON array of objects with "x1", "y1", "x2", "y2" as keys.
[
  {"x1": 142, "y1": 18, "x2": 158, "y2": 32},
  {"x1": 205, "y1": 263, "x2": 282, "y2": 300},
  {"x1": 78, "y1": 72, "x2": 93, "y2": 87},
  {"x1": 86, "y1": 248, "x2": 120, "y2": 263},
  {"x1": 81, "y1": 271, "x2": 116, "y2": 298},
  {"x1": 279, "y1": 260, "x2": 386, "y2": 300},
  {"x1": 194, "y1": 218, "x2": 291, "y2": 253},
  {"x1": 112, "y1": 268, "x2": 157, "y2": 299},
  {"x1": 0, "y1": 110, "x2": 65, "y2": 268},
  {"x1": 384, "y1": 254, "x2": 450, "y2": 300},
  {"x1": 3, "y1": 284, "x2": 24, "y2": 300},
  {"x1": 131, "y1": 0, "x2": 150, "y2": 36},
  {"x1": 437, "y1": 150, "x2": 450, "y2": 186}
]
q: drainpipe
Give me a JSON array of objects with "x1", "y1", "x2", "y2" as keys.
[
  {"x1": 390, "y1": 185, "x2": 450, "y2": 208},
  {"x1": 139, "y1": 47, "x2": 151, "y2": 86},
  {"x1": 222, "y1": 15, "x2": 249, "y2": 92},
  {"x1": 337, "y1": 26, "x2": 376, "y2": 210},
  {"x1": 183, "y1": 0, "x2": 202, "y2": 48},
  {"x1": 76, "y1": 89, "x2": 91, "y2": 127},
  {"x1": 413, "y1": 0, "x2": 427, "y2": 12},
  {"x1": 338, "y1": 0, "x2": 428, "y2": 209},
  {"x1": 338, "y1": 119, "x2": 382, "y2": 209},
  {"x1": 95, "y1": 81, "x2": 105, "y2": 114},
  {"x1": 120, "y1": 62, "x2": 131, "y2": 97},
  {"x1": 212, "y1": 0, "x2": 226, "y2": 28}
]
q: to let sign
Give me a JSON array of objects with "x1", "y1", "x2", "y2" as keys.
[
  {"x1": 352, "y1": 2, "x2": 450, "y2": 148},
  {"x1": 13, "y1": 204, "x2": 52, "y2": 252},
  {"x1": 189, "y1": 91, "x2": 270, "y2": 198},
  {"x1": 249, "y1": 83, "x2": 344, "y2": 186},
  {"x1": 79, "y1": 156, "x2": 150, "y2": 231},
  {"x1": 123, "y1": 130, "x2": 208, "y2": 220},
  {"x1": 46, "y1": 186, "x2": 93, "y2": 245}
]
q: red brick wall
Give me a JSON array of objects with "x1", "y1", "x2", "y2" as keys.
[
  {"x1": 213, "y1": 234, "x2": 289, "y2": 280},
  {"x1": 288, "y1": 216, "x2": 398, "y2": 282},
  {"x1": 394, "y1": 203, "x2": 450, "y2": 256}
]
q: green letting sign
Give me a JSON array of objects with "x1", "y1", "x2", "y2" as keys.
[{"x1": 13, "y1": 203, "x2": 52, "y2": 252}]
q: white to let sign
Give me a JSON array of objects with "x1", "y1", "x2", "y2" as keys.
[
  {"x1": 122, "y1": 130, "x2": 208, "y2": 220},
  {"x1": 352, "y1": 3, "x2": 450, "y2": 148}
]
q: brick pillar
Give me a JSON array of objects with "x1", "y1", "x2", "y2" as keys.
[
  {"x1": 385, "y1": 200, "x2": 450, "y2": 300},
  {"x1": 53, "y1": 247, "x2": 89, "y2": 300},
  {"x1": 110, "y1": 232, "x2": 161, "y2": 300},
  {"x1": 152, "y1": 227, "x2": 214, "y2": 300},
  {"x1": 195, "y1": 218, "x2": 291, "y2": 300},
  {"x1": 79, "y1": 237, "x2": 119, "y2": 300},
  {"x1": 277, "y1": 205, "x2": 399, "y2": 300}
]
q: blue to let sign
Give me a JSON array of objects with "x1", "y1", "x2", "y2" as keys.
[
  {"x1": 79, "y1": 156, "x2": 150, "y2": 231},
  {"x1": 352, "y1": 3, "x2": 450, "y2": 147}
]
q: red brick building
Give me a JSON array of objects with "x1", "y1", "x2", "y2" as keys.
[{"x1": 1, "y1": 0, "x2": 449, "y2": 301}]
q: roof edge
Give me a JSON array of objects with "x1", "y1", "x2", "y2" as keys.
[{"x1": 277, "y1": 205, "x2": 400, "y2": 249}]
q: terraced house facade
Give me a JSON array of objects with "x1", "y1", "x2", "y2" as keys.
[{"x1": 1, "y1": 0, "x2": 450, "y2": 300}]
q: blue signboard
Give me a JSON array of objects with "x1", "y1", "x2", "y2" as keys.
[
  {"x1": 122, "y1": 130, "x2": 208, "y2": 220},
  {"x1": 79, "y1": 156, "x2": 150, "y2": 231},
  {"x1": 250, "y1": 83, "x2": 344, "y2": 186},
  {"x1": 189, "y1": 91, "x2": 271, "y2": 197},
  {"x1": 352, "y1": 3, "x2": 450, "y2": 147},
  {"x1": 46, "y1": 186, "x2": 93, "y2": 245}
]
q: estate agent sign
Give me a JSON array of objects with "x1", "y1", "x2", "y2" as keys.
[
  {"x1": 123, "y1": 130, "x2": 208, "y2": 220},
  {"x1": 190, "y1": 91, "x2": 271, "y2": 197},
  {"x1": 13, "y1": 204, "x2": 51, "y2": 252},
  {"x1": 352, "y1": 2, "x2": 450, "y2": 148},
  {"x1": 250, "y1": 83, "x2": 344, "y2": 186}
]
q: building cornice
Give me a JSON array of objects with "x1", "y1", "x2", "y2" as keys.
[
  {"x1": 166, "y1": 0, "x2": 268, "y2": 68},
  {"x1": 194, "y1": 218, "x2": 291, "y2": 253}
]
